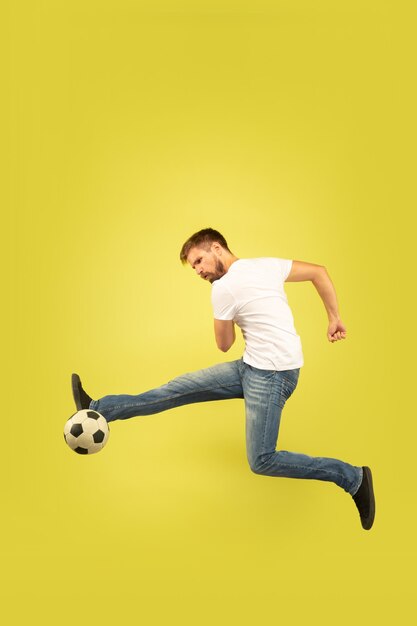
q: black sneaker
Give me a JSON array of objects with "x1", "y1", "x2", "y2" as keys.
[
  {"x1": 71, "y1": 373, "x2": 93, "y2": 410},
  {"x1": 352, "y1": 466, "x2": 375, "y2": 530}
]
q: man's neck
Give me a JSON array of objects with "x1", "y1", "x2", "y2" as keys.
[{"x1": 225, "y1": 256, "x2": 240, "y2": 272}]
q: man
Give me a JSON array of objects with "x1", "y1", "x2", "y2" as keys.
[{"x1": 72, "y1": 227, "x2": 375, "y2": 530}]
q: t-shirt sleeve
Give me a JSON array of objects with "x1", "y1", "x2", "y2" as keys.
[
  {"x1": 275, "y1": 257, "x2": 293, "y2": 282},
  {"x1": 211, "y1": 283, "x2": 237, "y2": 320}
]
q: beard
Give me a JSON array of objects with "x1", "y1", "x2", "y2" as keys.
[{"x1": 208, "y1": 258, "x2": 226, "y2": 283}]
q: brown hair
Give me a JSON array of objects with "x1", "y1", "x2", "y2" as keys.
[{"x1": 179, "y1": 228, "x2": 232, "y2": 265}]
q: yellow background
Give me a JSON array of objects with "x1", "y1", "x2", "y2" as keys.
[{"x1": 3, "y1": 1, "x2": 415, "y2": 624}]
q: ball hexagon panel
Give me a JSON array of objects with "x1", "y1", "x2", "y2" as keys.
[
  {"x1": 96, "y1": 416, "x2": 108, "y2": 431},
  {"x1": 64, "y1": 418, "x2": 74, "y2": 437},
  {"x1": 78, "y1": 432, "x2": 94, "y2": 449},
  {"x1": 71, "y1": 411, "x2": 87, "y2": 425},
  {"x1": 82, "y1": 419, "x2": 100, "y2": 435},
  {"x1": 64, "y1": 432, "x2": 77, "y2": 449}
]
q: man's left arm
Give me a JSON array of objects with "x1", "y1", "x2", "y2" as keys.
[
  {"x1": 214, "y1": 319, "x2": 236, "y2": 352},
  {"x1": 285, "y1": 260, "x2": 347, "y2": 343}
]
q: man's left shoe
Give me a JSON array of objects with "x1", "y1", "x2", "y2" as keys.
[
  {"x1": 352, "y1": 466, "x2": 375, "y2": 530},
  {"x1": 71, "y1": 373, "x2": 93, "y2": 410}
]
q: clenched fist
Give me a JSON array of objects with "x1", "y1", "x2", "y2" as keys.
[{"x1": 327, "y1": 319, "x2": 347, "y2": 343}]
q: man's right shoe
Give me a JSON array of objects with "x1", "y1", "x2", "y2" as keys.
[
  {"x1": 352, "y1": 466, "x2": 375, "y2": 530},
  {"x1": 71, "y1": 373, "x2": 93, "y2": 411}
]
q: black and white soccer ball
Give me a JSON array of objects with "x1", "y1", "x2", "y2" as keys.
[{"x1": 64, "y1": 409, "x2": 109, "y2": 455}]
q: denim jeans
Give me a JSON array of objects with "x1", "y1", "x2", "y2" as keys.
[{"x1": 89, "y1": 357, "x2": 363, "y2": 495}]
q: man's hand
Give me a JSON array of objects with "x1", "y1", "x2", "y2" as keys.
[{"x1": 327, "y1": 319, "x2": 347, "y2": 343}]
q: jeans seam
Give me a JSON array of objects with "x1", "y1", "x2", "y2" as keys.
[
  {"x1": 103, "y1": 383, "x2": 244, "y2": 414},
  {"x1": 260, "y1": 375, "x2": 282, "y2": 454},
  {"x1": 256, "y1": 456, "x2": 351, "y2": 488}
]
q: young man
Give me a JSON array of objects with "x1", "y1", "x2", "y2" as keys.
[{"x1": 72, "y1": 228, "x2": 375, "y2": 530}]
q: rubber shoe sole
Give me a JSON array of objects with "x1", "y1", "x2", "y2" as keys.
[
  {"x1": 71, "y1": 373, "x2": 91, "y2": 410},
  {"x1": 353, "y1": 466, "x2": 376, "y2": 530}
]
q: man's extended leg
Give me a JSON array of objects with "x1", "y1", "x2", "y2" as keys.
[
  {"x1": 88, "y1": 359, "x2": 244, "y2": 422},
  {"x1": 242, "y1": 363, "x2": 363, "y2": 496}
]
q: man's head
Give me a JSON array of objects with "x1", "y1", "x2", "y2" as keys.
[{"x1": 180, "y1": 228, "x2": 238, "y2": 284}]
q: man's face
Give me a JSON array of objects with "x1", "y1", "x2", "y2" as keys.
[{"x1": 187, "y1": 245, "x2": 227, "y2": 284}]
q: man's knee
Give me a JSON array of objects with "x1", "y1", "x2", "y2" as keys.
[{"x1": 248, "y1": 452, "x2": 272, "y2": 475}]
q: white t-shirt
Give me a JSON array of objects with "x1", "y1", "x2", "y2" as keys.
[{"x1": 211, "y1": 257, "x2": 304, "y2": 371}]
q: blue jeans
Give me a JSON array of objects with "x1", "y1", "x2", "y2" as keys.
[{"x1": 89, "y1": 358, "x2": 363, "y2": 495}]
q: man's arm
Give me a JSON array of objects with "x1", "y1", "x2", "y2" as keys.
[
  {"x1": 285, "y1": 260, "x2": 347, "y2": 343},
  {"x1": 214, "y1": 319, "x2": 236, "y2": 352}
]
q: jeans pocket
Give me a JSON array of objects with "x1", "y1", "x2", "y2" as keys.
[{"x1": 281, "y1": 369, "x2": 299, "y2": 398}]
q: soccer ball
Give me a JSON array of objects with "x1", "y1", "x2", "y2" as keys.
[{"x1": 64, "y1": 409, "x2": 109, "y2": 455}]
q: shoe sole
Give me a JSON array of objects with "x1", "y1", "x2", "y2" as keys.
[
  {"x1": 71, "y1": 373, "x2": 83, "y2": 411},
  {"x1": 362, "y1": 466, "x2": 376, "y2": 530}
]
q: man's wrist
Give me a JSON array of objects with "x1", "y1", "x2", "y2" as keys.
[{"x1": 327, "y1": 313, "x2": 341, "y2": 322}]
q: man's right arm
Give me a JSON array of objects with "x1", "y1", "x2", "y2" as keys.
[{"x1": 285, "y1": 260, "x2": 347, "y2": 343}]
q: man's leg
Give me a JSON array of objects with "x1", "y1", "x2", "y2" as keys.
[
  {"x1": 89, "y1": 359, "x2": 244, "y2": 423},
  {"x1": 242, "y1": 363, "x2": 363, "y2": 496}
]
